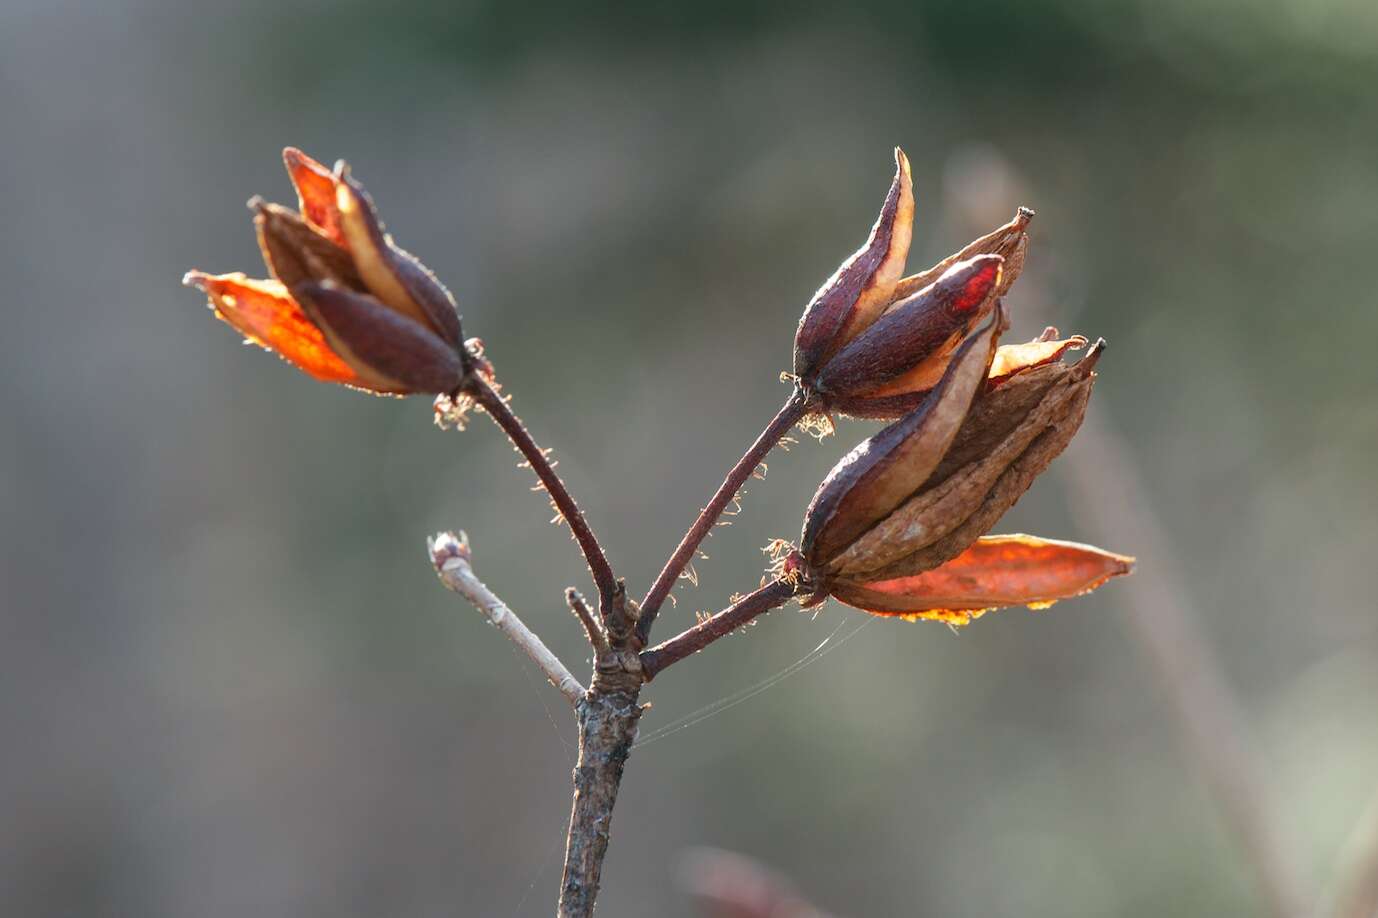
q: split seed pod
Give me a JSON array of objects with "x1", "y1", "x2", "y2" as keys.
[
  {"x1": 185, "y1": 148, "x2": 465, "y2": 395},
  {"x1": 792, "y1": 148, "x2": 1034, "y2": 418},
  {"x1": 799, "y1": 322, "x2": 1131, "y2": 624}
]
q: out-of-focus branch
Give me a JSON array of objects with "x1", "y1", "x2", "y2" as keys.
[
  {"x1": 1324, "y1": 785, "x2": 1378, "y2": 918},
  {"x1": 429, "y1": 530, "x2": 586, "y2": 705},
  {"x1": 468, "y1": 376, "x2": 619, "y2": 610},
  {"x1": 1064, "y1": 413, "x2": 1309, "y2": 918},
  {"x1": 638, "y1": 388, "x2": 809, "y2": 644},
  {"x1": 640, "y1": 579, "x2": 801, "y2": 681}
]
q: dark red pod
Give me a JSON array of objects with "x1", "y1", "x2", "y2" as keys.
[
  {"x1": 814, "y1": 254, "x2": 1002, "y2": 399},
  {"x1": 787, "y1": 150, "x2": 1036, "y2": 419}
]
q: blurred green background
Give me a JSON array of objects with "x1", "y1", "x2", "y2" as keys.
[{"x1": 4, "y1": 0, "x2": 1377, "y2": 915}]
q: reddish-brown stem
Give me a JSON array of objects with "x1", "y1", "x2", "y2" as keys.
[
  {"x1": 637, "y1": 388, "x2": 809, "y2": 643},
  {"x1": 640, "y1": 578, "x2": 800, "y2": 680},
  {"x1": 469, "y1": 376, "x2": 618, "y2": 609}
]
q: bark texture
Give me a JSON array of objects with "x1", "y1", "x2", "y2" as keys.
[
  {"x1": 558, "y1": 585, "x2": 645, "y2": 917},
  {"x1": 558, "y1": 683, "x2": 643, "y2": 917}
]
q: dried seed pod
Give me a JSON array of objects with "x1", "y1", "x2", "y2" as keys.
[
  {"x1": 790, "y1": 151, "x2": 1034, "y2": 418},
  {"x1": 801, "y1": 305, "x2": 1006, "y2": 567},
  {"x1": 186, "y1": 147, "x2": 467, "y2": 396},
  {"x1": 815, "y1": 255, "x2": 1002, "y2": 400},
  {"x1": 333, "y1": 166, "x2": 464, "y2": 348},
  {"x1": 296, "y1": 281, "x2": 464, "y2": 394},
  {"x1": 830, "y1": 328, "x2": 1088, "y2": 420},
  {"x1": 254, "y1": 201, "x2": 361, "y2": 291},
  {"x1": 828, "y1": 346, "x2": 1100, "y2": 578},
  {"x1": 800, "y1": 336, "x2": 1128, "y2": 624},
  {"x1": 889, "y1": 207, "x2": 1033, "y2": 303},
  {"x1": 793, "y1": 148, "x2": 914, "y2": 382}
]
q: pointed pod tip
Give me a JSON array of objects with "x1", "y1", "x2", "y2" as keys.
[
  {"x1": 1075, "y1": 338, "x2": 1107, "y2": 376},
  {"x1": 1016, "y1": 206, "x2": 1036, "y2": 223},
  {"x1": 182, "y1": 270, "x2": 207, "y2": 289}
]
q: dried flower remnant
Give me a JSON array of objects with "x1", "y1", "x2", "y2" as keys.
[
  {"x1": 184, "y1": 148, "x2": 465, "y2": 395},
  {"x1": 792, "y1": 148, "x2": 1035, "y2": 419},
  {"x1": 798, "y1": 312, "x2": 1130, "y2": 623}
]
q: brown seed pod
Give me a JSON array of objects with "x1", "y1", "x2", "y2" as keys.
[
  {"x1": 801, "y1": 304, "x2": 1007, "y2": 567},
  {"x1": 186, "y1": 147, "x2": 467, "y2": 396},
  {"x1": 790, "y1": 151, "x2": 1034, "y2": 418},
  {"x1": 800, "y1": 332, "x2": 1125, "y2": 624}
]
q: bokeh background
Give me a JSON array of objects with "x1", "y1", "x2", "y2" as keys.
[{"x1": 5, "y1": 1, "x2": 1378, "y2": 915}]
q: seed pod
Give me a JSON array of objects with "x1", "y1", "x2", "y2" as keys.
[
  {"x1": 830, "y1": 328, "x2": 1088, "y2": 420},
  {"x1": 295, "y1": 281, "x2": 464, "y2": 395},
  {"x1": 333, "y1": 165, "x2": 464, "y2": 349},
  {"x1": 790, "y1": 151, "x2": 1034, "y2": 418},
  {"x1": 814, "y1": 255, "x2": 1002, "y2": 400},
  {"x1": 889, "y1": 207, "x2": 1032, "y2": 303},
  {"x1": 799, "y1": 335, "x2": 1127, "y2": 624},
  {"x1": 826, "y1": 345, "x2": 1101, "y2": 579},
  {"x1": 254, "y1": 201, "x2": 362, "y2": 291},
  {"x1": 186, "y1": 147, "x2": 468, "y2": 396},
  {"x1": 801, "y1": 305, "x2": 1006, "y2": 567},
  {"x1": 793, "y1": 148, "x2": 915, "y2": 381}
]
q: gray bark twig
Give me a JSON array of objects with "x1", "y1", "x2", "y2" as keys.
[{"x1": 429, "y1": 531, "x2": 586, "y2": 705}]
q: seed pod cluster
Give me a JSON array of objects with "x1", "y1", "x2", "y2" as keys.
[
  {"x1": 185, "y1": 148, "x2": 466, "y2": 396},
  {"x1": 799, "y1": 301, "x2": 1130, "y2": 623}
]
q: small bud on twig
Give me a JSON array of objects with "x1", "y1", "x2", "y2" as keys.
[{"x1": 428, "y1": 531, "x2": 586, "y2": 704}]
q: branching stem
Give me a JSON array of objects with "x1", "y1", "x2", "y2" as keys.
[
  {"x1": 469, "y1": 376, "x2": 619, "y2": 610},
  {"x1": 637, "y1": 388, "x2": 809, "y2": 643},
  {"x1": 640, "y1": 579, "x2": 800, "y2": 680}
]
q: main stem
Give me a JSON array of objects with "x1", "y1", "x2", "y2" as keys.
[
  {"x1": 637, "y1": 388, "x2": 808, "y2": 644},
  {"x1": 471, "y1": 377, "x2": 619, "y2": 609},
  {"x1": 558, "y1": 677, "x2": 643, "y2": 917}
]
